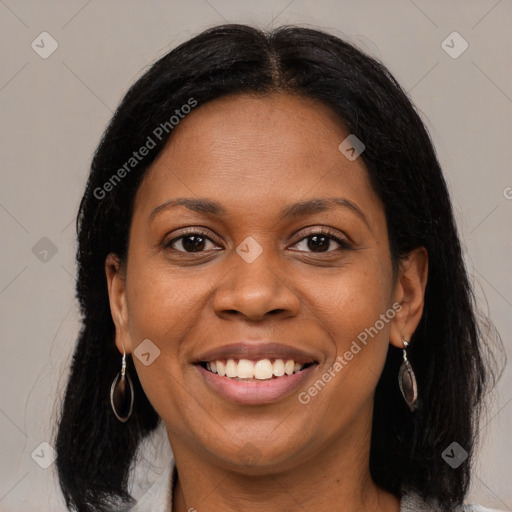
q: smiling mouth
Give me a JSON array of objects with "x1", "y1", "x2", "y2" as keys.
[{"x1": 198, "y1": 358, "x2": 317, "y2": 381}]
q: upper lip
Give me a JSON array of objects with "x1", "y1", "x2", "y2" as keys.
[{"x1": 196, "y1": 342, "x2": 321, "y2": 365}]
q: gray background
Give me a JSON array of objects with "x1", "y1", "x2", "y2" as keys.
[{"x1": 0, "y1": 1, "x2": 511, "y2": 510}]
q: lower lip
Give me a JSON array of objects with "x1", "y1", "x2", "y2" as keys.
[{"x1": 196, "y1": 364, "x2": 318, "y2": 405}]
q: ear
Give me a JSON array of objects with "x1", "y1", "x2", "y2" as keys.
[
  {"x1": 105, "y1": 253, "x2": 132, "y2": 355},
  {"x1": 389, "y1": 247, "x2": 428, "y2": 349}
]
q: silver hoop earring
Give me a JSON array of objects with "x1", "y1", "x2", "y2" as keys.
[
  {"x1": 398, "y1": 338, "x2": 418, "y2": 412},
  {"x1": 110, "y1": 347, "x2": 134, "y2": 422}
]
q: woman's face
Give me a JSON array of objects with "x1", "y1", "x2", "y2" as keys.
[{"x1": 107, "y1": 92, "x2": 424, "y2": 473}]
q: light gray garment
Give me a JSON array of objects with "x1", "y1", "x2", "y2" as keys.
[
  {"x1": 129, "y1": 457, "x2": 502, "y2": 512},
  {"x1": 129, "y1": 458, "x2": 174, "y2": 512}
]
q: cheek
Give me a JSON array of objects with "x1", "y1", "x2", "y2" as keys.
[
  {"x1": 308, "y1": 252, "x2": 393, "y2": 349},
  {"x1": 125, "y1": 256, "x2": 209, "y2": 343},
  {"x1": 122, "y1": 256, "x2": 214, "y2": 421},
  {"x1": 302, "y1": 253, "x2": 393, "y2": 410}
]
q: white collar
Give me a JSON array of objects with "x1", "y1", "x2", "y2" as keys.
[{"x1": 130, "y1": 456, "x2": 176, "y2": 511}]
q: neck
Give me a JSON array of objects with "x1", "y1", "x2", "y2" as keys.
[{"x1": 167, "y1": 409, "x2": 400, "y2": 512}]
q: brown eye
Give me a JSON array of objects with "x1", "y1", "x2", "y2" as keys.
[
  {"x1": 307, "y1": 234, "x2": 331, "y2": 252},
  {"x1": 165, "y1": 231, "x2": 219, "y2": 253},
  {"x1": 291, "y1": 230, "x2": 351, "y2": 253}
]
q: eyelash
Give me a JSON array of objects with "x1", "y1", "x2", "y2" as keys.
[{"x1": 164, "y1": 227, "x2": 352, "y2": 254}]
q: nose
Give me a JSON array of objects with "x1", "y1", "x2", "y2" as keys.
[{"x1": 212, "y1": 248, "x2": 301, "y2": 321}]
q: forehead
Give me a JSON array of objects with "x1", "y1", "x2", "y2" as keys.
[
  {"x1": 134, "y1": 93, "x2": 384, "y2": 231},
  {"x1": 151, "y1": 93, "x2": 352, "y2": 174}
]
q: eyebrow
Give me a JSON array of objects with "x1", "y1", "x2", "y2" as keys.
[{"x1": 149, "y1": 196, "x2": 370, "y2": 229}]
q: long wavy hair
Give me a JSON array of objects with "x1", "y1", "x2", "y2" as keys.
[{"x1": 55, "y1": 24, "x2": 502, "y2": 511}]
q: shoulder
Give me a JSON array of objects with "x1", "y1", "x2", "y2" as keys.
[
  {"x1": 128, "y1": 458, "x2": 175, "y2": 512},
  {"x1": 400, "y1": 490, "x2": 506, "y2": 512},
  {"x1": 462, "y1": 506, "x2": 507, "y2": 512}
]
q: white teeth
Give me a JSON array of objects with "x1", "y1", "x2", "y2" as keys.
[
  {"x1": 272, "y1": 359, "x2": 285, "y2": 377},
  {"x1": 254, "y1": 359, "x2": 273, "y2": 380},
  {"x1": 284, "y1": 359, "x2": 295, "y2": 375},
  {"x1": 217, "y1": 360, "x2": 226, "y2": 377},
  {"x1": 225, "y1": 359, "x2": 238, "y2": 378},
  {"x1": 205, "y1": 358, "x2": 310, "y2": 380},
  {"x1": 237, "y1": 359, "x2": 255, "y2": 379}
]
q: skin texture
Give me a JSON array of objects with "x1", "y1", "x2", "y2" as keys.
[{"x1": 105, "y1": 93, "x2": 428, "y2": 511}]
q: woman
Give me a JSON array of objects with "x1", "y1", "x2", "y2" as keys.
[{"x1": 55, "y1": 24, "x2": 503, "y2": 511}]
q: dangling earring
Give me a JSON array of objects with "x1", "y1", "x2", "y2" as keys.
[
  {"x1": 110, "y1": 345, "x2": 134, "y2": 422},
  {"x1": 398, "y1": 338, "x2": 418, "y2": 412}
]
